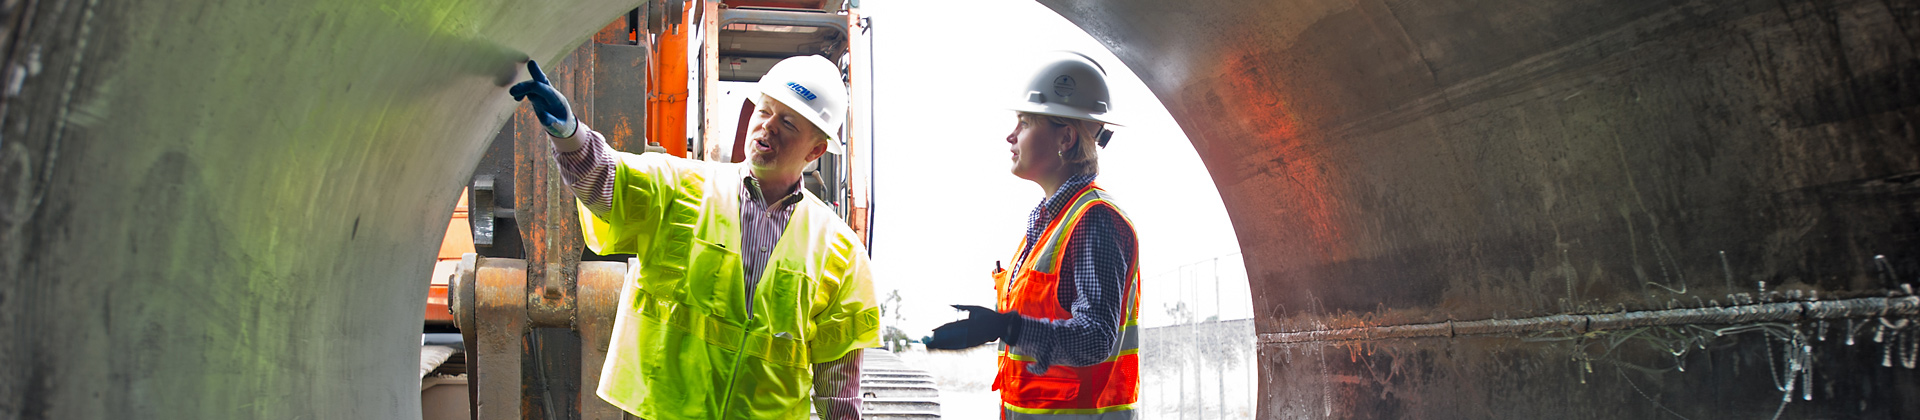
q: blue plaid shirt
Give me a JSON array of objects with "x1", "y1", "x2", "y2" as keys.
[{"x1": 1008, "y1": 174, "x2": 1138, "y2": 374}]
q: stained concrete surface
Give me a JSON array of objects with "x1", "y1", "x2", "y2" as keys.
[{"x1": 0, "y1": 1, "x2": 638, "y2": 418}]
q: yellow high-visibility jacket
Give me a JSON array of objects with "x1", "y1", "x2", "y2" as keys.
[{"x1": 581, "y1": 152, "x2": 880, "y2": 419}]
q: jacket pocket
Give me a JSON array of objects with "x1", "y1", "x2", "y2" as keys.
[
  {"x1": 685, "y1": 238, "x2": 744, "y2": 319},
  {"x1": 762, "y1": 266, "x2": 812, "y2": 338}
]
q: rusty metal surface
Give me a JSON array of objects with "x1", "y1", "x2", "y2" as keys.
[
  {"x1": 456, "y1": 257, "x2": 630, "y2": 419},
  {"x1": 575, "y1": 261, "x2": 629, "y2": 420},
  {"x1": 1040, "y1": 0, "x2": 1920, "y2": 417},
  {"x1": 593, "y1": 43, "x2": 651, "y2": 154},
  {"x1": 475, "y1": 256, "x2": 529, "y2": 420},
  {"x1": 514, "y1": 46, "x2": 587, "y2": 330},
  {"x1": 471, "y1": 33, "x2": 652, "y2": 264}
]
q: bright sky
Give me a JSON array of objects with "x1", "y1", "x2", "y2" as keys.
[{"x1": 859, "y1": 0, "x2": 1253, "y2": 334}]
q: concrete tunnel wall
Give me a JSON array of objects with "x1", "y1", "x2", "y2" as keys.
[
  {"x1": 1042, "y1": 0, "x2": 1920, "y2": 418},
  {"x1": 0, "y1": 0, "x2": 640, "y2": 418}
]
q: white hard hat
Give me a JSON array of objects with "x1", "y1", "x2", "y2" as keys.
[
  {"x1": 750, "y1": 55, "x2": 849, "y2": 154},
  {"x1": 1009, "y1": 51, "x2": 1118, "y2": 125}
]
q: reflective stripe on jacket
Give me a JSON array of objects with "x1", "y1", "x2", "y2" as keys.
[
  {"x1": 994, "y1": 183, "x2": 1142, "y2": 419},
  {"x1": 581, "y1": 152, "x2": 881, "y2": 419}
]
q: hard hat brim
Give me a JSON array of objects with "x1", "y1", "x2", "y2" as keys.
[{"x1": 1008, "y1": 101, "x2": 1122, "y2": 126}]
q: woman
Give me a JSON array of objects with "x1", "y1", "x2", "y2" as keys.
[{"x1": 928, "y1": 52, "x2": 1142, "y2": 420}]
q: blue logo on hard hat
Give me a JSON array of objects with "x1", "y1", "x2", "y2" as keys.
[{"x1": 787, "y1": 82, "x2": 817, "y2": 101}]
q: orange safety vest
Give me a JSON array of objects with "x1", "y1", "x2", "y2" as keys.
[{"x1": 993, "y1": 182, "x2": 1141, "y2": 420}]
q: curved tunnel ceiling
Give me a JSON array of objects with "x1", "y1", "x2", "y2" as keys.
[{"x1": 1041, "y1": 0, "x2": 1918, "y2": 418}]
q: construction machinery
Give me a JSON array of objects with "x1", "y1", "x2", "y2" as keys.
[{"x1": 1, "y1": 0, "x2": 1917, "y2": 418}]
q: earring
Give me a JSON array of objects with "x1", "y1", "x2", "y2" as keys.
[{"x1": 1056, "y1": 150, "x2": 1062, "y2": 157}]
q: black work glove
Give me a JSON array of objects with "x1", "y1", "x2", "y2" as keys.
[
  {"x1": 926, "y1": 305, "x2": 1021, "y2": 350},
  {"x1": 508, "y1": 60, "x2": 578, "y2": 139}
]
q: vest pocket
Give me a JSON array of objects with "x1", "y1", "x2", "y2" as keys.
[
  {"x1": 760, "y1": 266, "x2": 811, "y2": 338},
  {"x1": 686, "y1": 238, "x2": 744, "y2": 320},
  {"x1": 637, "y1": 229, "x2": 695, "y2": 302},
  {"x1": 1016, "y1": 374, "x2": 1081, "y2": 402}
]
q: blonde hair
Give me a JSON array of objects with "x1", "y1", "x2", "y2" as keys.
[{"x1": 1024, "y1": 113, "x2": 1104, "y2": 176}]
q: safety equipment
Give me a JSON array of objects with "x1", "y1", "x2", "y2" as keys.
[
  {"x1": 928, "y1": 305, "x2": 1022, "y2": 350},
  {"x1": 580, "y1": 154, "x2": 881, "y2": 419},
  {"x1": 749, "y1": 55, "x2": 849, "y2": 154},
  {"x1": 1009, "y1": 51, "x2": 1119, "y2": 126},
  {"x1": 509, "y1": 61, "x2": 578, "y2": 139},
  {"x1": 994, "y1": 182, "x2": 1141, "y2": 419}
]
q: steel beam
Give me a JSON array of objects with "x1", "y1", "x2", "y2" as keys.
[{"x1": 718, "y1": 8, "x2": 852, "y2": 37}]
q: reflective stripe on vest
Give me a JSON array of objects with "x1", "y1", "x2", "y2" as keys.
[
  {"x1": 1004, "y1": 406, "x2": 1139, "y2": 419},
  {"x1": 1000, "y1": 322, "x2": 1138, "y2": 363},
  {"x1": 1029, "y1": 187, "x2": 1111, "y2": 274},
  {"x1": 996, "y1": 182, "x2": 1142, "y2": 417}
]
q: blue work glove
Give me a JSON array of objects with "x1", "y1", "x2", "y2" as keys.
[
  {"x1": 508, "y1": 60, "x2": 578, "y2": 139},
  {"x1": 926, "y1": 305, "x2": 1021, "y2": 350}
]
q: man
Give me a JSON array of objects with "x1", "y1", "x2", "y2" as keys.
[{"x1": 509, "y1": 55, "x2": 880, "y2": 419}]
